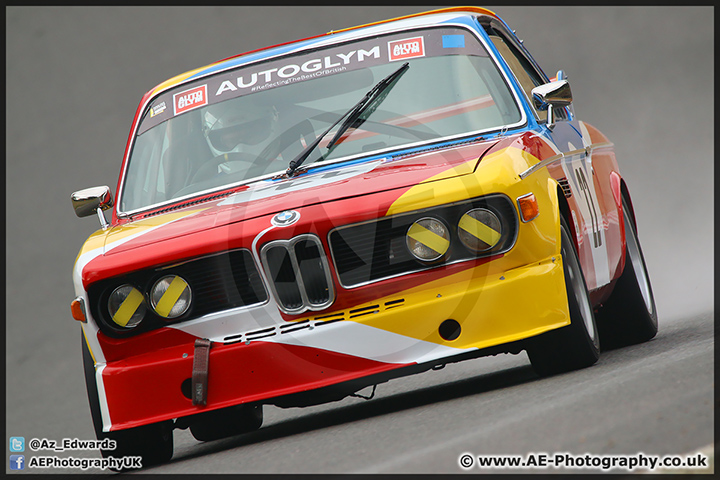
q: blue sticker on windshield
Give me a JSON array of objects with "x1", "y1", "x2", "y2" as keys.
[{"x1": 442, "y1": 35, "x2": 465, "y2": 49}]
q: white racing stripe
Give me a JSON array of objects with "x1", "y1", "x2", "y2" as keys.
[
  {"x1": 262, "y1": 320, "x2": 475, "y2": 365},
  {"x1": 169, "y1": 302, "x2": 284, "y2": 341},
  {"x1": 95, "y1": 364, "x2": 113, "y2": 433},
  {"x1": 170, "y1": 300, "x2": 474, "y2": 365}
]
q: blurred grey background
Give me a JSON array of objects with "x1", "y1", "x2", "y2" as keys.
[{"x1": 6, "y1": 6, "x2": 713, "y2": 471}]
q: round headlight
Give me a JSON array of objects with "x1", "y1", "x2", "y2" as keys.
[
  {"x1": 108, "y1": 285, "x2": 147, "y2": 329},
  {"x1": 458, "y1": 208, "x2": 502, "y2": 252},
  {"x1": 150, "y1": 275, "x2": 192, "y2": 319},
  {"x1": 406, "y1": 217, "x2": 450, "y2": 262}
]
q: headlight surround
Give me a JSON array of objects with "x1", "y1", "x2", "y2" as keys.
[
  {"x1": 406, "y1": 217, "x2": 451, "y2": 262},
  {"x1": 458, "y1": 208, "x2": 502, "y2": 253},
  {"x1": 329, "y1": 194, "x2": 518, "y2": 288},
  {"x1": 150, "y1": 275, "x2": 192, "y2": 319},
  {"x1": 108, "y1": 284, "x2": 147, "y2": 329}
]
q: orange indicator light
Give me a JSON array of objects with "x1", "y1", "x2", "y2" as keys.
[
  {"x1": 517, "y1": 193, "x2": 539, "y2": 222},
  {"x1": 71, "y1": 297, "x2": 86, "y2": 322}
]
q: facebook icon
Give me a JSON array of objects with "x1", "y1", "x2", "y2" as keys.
[{"x1": 10, "y1": 455, "x2": 25, "y2": 470}]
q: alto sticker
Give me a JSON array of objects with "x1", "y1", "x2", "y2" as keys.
[
  {"x1": 173, "y1": 85, "x2": 208, "y2": 115},
  {"x1": 388, "y1": 36, "x2": 425, "y2": 62}
]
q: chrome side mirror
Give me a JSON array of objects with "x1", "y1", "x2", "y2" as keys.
[
  {"x1": 71, "y1": 186, "x2": 114, "y2": 229},
  {"x1": 531, "y1": 79, "x2": 572, "y2": 126}
]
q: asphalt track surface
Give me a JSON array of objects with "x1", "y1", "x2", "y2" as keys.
[{"x1": 6, "y1": 6, "x2": 714, "y2": 475}]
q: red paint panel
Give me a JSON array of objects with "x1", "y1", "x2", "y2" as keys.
[
  {"x1": 96, "y1": 327, "x2": 198, "y2": 364},
  {"x1": 102, "y1": 339, "x2": 408, "y2": 430}
]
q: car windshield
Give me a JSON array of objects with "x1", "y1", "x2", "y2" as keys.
[{"x1": 120, "y1": 26, "x2": 522, "y2": 213}]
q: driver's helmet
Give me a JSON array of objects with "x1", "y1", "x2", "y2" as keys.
[{"x1": 202, "y1": 99, "x2": 278, "y2": 157}]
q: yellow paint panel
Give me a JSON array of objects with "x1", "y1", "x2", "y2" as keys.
[
  {"x1": 298, "y1": 256, "x2": 569, "y2": 350},
  {"x1": 386, "y1": 146, "x2": 542, "y2": 217},
  {"x1": 74, "y1": 229, "x2": 108, "y2": 264},
  {"x1": 366, "y1": 258, "x2": 568, "y2": 348}
]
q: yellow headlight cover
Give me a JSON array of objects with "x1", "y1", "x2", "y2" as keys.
[
  {"x1": 108, "y1": 285, "x2": 147, "y2": 328},
  {"x1": 406, "y1": 217, "x2": 450, "y2": 261},
  {"x1": 458, "y1": 208, "x2": 502, "y2": 252},
  {"x1": 151, "y1": 275, "x2": 192, "y2": 319}
]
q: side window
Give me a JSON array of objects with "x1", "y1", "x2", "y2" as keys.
[{"x1": 487, "y1": 30, "x2": 548, "y2": 122}]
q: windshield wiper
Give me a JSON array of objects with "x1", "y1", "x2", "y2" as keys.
[{"x1": 286, "y1": 62, "x2": 410, "y2": 177}]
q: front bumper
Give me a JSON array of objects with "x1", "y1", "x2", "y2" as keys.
[{"x1": 93, "y1": 253, "x2": 569, "y2": 432}]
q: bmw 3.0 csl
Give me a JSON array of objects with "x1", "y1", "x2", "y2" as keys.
[{"x1": 70, "y1": 6, "x2": 657, "y2": 466}]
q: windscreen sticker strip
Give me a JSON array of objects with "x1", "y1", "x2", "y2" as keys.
[{"x1": 139, "y1": 26, "x2": 487, "y2": 135}]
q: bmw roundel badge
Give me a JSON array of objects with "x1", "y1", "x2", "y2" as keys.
[{"x1": 272, "y1": 210, "x2": 300, "y2": 227}]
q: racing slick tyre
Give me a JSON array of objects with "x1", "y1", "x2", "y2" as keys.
[
  {"x1": 190, "y1": 403, "x2": 264, "y2": 442},
  {"x1": 82, "y1": 334, "x2": 174, "y2": 468},
  {"x1": 527, "y1": 218, "x2": 600, "y2": 377},
  {"x1": 595, "y1": 197, "x2": 658, "y2": 349}
]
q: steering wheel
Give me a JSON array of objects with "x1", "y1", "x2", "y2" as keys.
[
  {"x1": 254, "y1": 119, "x2": 316, "y2": 167},
  {"x1": 189, "y1": 152, "x2": 260, "y2": 184}
]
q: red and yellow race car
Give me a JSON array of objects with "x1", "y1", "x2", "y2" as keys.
[{"x1": 70, "y1": 6, "x2": 657, "y2": 466}]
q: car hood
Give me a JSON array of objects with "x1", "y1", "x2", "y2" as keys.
[{"x1": 103, "y1": 139, "x2": 498, "y2": 256}]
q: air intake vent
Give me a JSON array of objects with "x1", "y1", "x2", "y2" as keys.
[
  {"x1": 558, "y1": 177, "x2": 573, "y2": 198},
  {"x1": 261, "y1": 235, "x2": 334, "y2": 314},
  {"x1": 220, "y1": 298, "x2": 405, "y2": 344}
]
